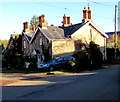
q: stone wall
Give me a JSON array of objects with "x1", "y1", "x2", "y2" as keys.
[{"x1": 52, "y1": 39, "x2": 75, "y2": 58}]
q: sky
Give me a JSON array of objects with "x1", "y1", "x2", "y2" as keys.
[{"x1": 0, "y1": 0, "x2": 119, "y2": 40}]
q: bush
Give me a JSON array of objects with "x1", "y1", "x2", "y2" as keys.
[
  {"x1": 88, "y1": 41, "x2": 103, "y2": 69},
  {"x1": 73, "y1": 50, "x2": 89, "y2": 71}
]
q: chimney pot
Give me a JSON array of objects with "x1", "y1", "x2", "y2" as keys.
[
  {"x1": 32, "y1": 25, "x2": 35, "y2": 31},
  {"x1": 63, "y1": 14, "x2": 67, "y2": 24},
  {"x1": 39, "y1": 14, "x2": 47, "y2": 28},
  {"x1": 67, "y1": 17, "x2": 70, "y2": 24},
  {"x1": 88, "y1": 7, "x2": 91, "y2": 19},
  {"x1": 23, "y1": 22, "x2": 29, "y2": 32},
  {"x1": 82, "y1": 7, "x2": 92, "y2": 23},
  {"x1": 83, "y1": 7, "x2": 87, "y2": 19}
]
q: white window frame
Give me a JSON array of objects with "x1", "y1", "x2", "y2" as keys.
[
  {"x1": 40, "y1": 38, "x2": 42, "y2": 45},
  {"x1": 24, "y1": 41, "x2": 26, "y2": 48}
]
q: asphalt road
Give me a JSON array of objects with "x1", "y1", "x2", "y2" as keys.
[{"x1": 2, "y1": 65, "x2": 119, "y2": 101}]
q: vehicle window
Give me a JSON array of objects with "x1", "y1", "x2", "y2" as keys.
[
  {"x1": 57, "y1": 58, "x2": 63, "y2": 62},
  {"x1": 64, "y1": 57, "x2": 70, "y2": 61},
  {"x1": 52, "y1": 59, "x2": 57, "y2": 62}
]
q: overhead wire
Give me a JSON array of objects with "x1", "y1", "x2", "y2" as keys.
[
  {"x1": 87, "y1": 0, "x2": 116, "y2": 7},
  {"x1": 38, "y1": 1, "x2": 118, "y2": 26}
]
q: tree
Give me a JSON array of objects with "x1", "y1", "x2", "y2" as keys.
[
  {"x1": 0, "y1": 40, "x2": 4, "y2": 51},
  {"x1": 0, "y1": 40, "x2": 8, "y2": 50},
  {"x1": 30, "y1": 15, "x2": 39, "y2": 29},
  {"x1": 89, "y1": 41, "x2": 103, "y2": 69},
  {"x1": 2, "y1": 35, "x2": 24, "y2": 70}
]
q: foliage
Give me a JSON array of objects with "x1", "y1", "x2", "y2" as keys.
[
  {"x1": 0, "y1": 40, "x2": 4, "y2": 51},
  {"x1": 2, "y1": 34, "x2": 24, "y2": 70},
  {"x1": 117, "y1": 41, "x2": 120, "y2": 48},
  {"x1": 88, "y1": 41, "x2": 103, "y2": 69},
  {"x1": 0, "y1": 40, "x2": 8, "y2": 50},
  {"x1": 73, "y1": 41, "x2": 103, "y2": 71},
  {"x1": 73, "y1": 49, "x2": 89, "y2": 71},
  {"x1": 30, "y1": 15, "x2": 39, "y2": 29},
  {"x1": 107, "y1": 34, "x2": 120, "y2": 48}
]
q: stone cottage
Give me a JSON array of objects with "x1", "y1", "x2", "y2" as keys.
[{"x1": 22, "y1": 7, "x2": 109, "y2": 63}]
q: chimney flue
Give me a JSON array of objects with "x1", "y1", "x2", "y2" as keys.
[
  {"x1": 63, "y1": 14, "x2": 67, "y2": 24},
  {"x1": 62, "y1": 15, "x2": 71, "y2": 27},
  {"x1": 88, "y1": 7, "x2": 91, "y2": 19},
  {"x1": 83, "y1": 7, "x2": 87, "y2": 19},
  {"x1": 39, "y1": 14, "x2": 47, "y2": 29},
  {"x1": 82, "y1": 7, "x2": 92, "y2": 23},
  {"x1": 23, "y1": 22, "x2": 30, "y2": 32},
  {"x1": 67, "y1": 17, "x2": 70, "y2": 24},
  {"x1": 32, "y1": 25, "x2": 35, "y2": 31}
]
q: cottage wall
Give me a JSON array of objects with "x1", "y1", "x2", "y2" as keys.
[
  {"x1": 31, "y1": 31, "x2": 49, "y2": 53},
  {"x1": 72, "y1": 25, "x2": 105, "y2": 46},
  {"x1": 22, "y1": 35, "x2": 31, "y2": 55},
  {"x1": 52, "y1": 39, "x2": 75, "y2": 58},
  {"x1": 71, "y1": 24, "x2": 107, "y2": 59},
  {"x1": 30, "y1": 30, "x2": 51, "y2": 62}
]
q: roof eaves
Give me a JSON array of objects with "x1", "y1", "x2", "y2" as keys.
[
  {"x1": 89, "y1": 21, "x2": 109, "y2": 38},
  {"x1": 71, "y1": 21, "x2": 109, "y2": 38}
]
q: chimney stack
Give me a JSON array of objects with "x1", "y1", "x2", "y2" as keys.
[
  {"x1": 67, "y1": 16, "x2": 70, "y2": 25},
  {"x1": 32, "y1": 25, "x2": 35, "y2": 31},
  {"x1": 82, "y1": 7, "x2": 92, "y2": 23},
  {"x1": 83, "y1": 7, "x2": 87, "y2": 19},
  {"x1": 88, "y1": 7, "x2": 91, "y2": 19},
  {"x1": 23, "y1": 22, "x2": 30, "y2": 33},
  {"x1": 39, "y1": 14, "x2": 47, "y2": 29},
  {"x1": 62, "y1": 14, "x2": 71, "y2": 27},
  {"x1": 63, "y1": 14, "x2": 67, "y2": 24}
]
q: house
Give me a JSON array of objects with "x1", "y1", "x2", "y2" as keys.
[
  {"x1": 106, "y1": 31, "x2": 120, "y2": 48},
  {"x1": 30, "y1": 14, "x2": 68, "y2": 62},
  {"x1": 2, "y1": 34, "x2": 22, "y2": 54},
  {"x1": 22, "y1": 7, "x2": 109, "y2": 63},
  {"x1": 22, "y1": 22, "x2": 35, "y2": 55},
  {"x1": 61, "y1": 7, "x2": 108, "y2": 60}
]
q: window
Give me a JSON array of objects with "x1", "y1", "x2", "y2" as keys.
[
  {"x1": 34, "y1": 40, "x2": 36, "y2": 44},
  {"x1": 24, "y1": 41, "x2": 26, "y2": 48},
  {"x1": 40, "y1": 38, "x2": 42, "y2": 45}
]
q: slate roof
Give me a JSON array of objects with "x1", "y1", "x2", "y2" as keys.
[
  {"x1": 42, "y1": 26, "x2": 66, "y2": 39},
  {"x1": 31, "y1": 21, "x2": 108, "y2": 42},
  {"x1": 25, "y1": 34, "x2": 32, "y2": 41},
  {"x1": 39, "y1": 23, "x2": 85, "y2": 40},
  {"x1": 106, "y1": 31, "x2": 120, "y2": 35},
  {"x1": 59, "y1": 22, "x2": 86, "y2": 37},
  {"x1": 24, "y1": 31, "x2": 35, "y2": 41}
]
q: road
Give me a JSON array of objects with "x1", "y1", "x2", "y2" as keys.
[{"x1": 2, "y1": 65, "x2": 119, "y2": 101}]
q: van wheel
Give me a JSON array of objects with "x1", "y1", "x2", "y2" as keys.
[{"x1": 49, "y1": 66, "x2": 54, "y2": 71}]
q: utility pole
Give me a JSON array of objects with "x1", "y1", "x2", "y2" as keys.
[{"x1": 114, "y1": 5, "x2": 117, "y2": 59}]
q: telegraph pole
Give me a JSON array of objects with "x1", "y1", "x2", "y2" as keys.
[{"x1": 114, "y1": 5, "x2": 117, "y2": 59}]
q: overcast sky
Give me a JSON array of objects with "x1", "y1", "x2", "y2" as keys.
[{"x1": 0, "y1": 0, "x2": 119, "y2": 40}]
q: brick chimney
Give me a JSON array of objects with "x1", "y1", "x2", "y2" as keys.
[
  {"x1": 23, "y1": 22, "x2": 30, "y2": 33},
  {"x1": 83, "y1": 7, "x2": 87, "y2": 19},
  {"x1": 32, "y1": 25, "x2": 35, "y2": 31},
  {"x1": 63, "y1": 14, "x2": 71, "y2": 27},
  {"x1": 88, "y1": 7, "x2": 91, "y2": 19},
  {"x1": 67, "y1": 16, "x2": 70, "y2": 25},
  {"x1": 63, "y1": 14, "x2": 67, "y2": 24},
  {"x1": 39, "y1": 14, "x2": 47, "y2": 29},
  {"x1": 82, "y1": 7, "x2": 93, "y2": 23}
]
